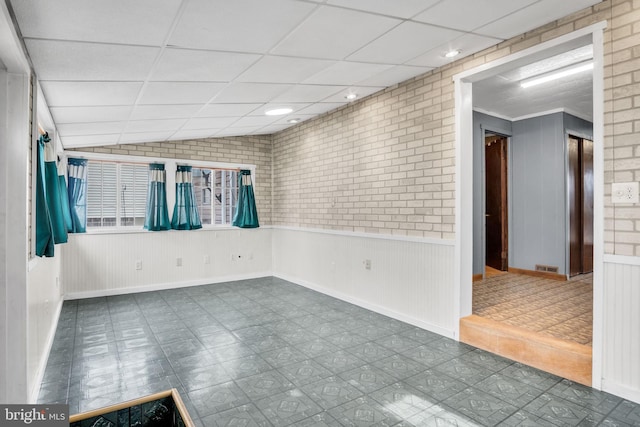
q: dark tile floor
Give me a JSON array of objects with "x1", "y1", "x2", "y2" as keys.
[{"x1": 39, "y1": 277, "x2": 640, "y2": 426}]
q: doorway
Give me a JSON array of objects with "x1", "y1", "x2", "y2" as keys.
[
  {"x1": 485, "y1": 133, "x2": 508, "y2": 272},
  {"x1": 568, "y1": 135, "x2": 594, "y2": 276}
]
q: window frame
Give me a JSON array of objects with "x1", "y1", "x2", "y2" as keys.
[{"x1": 63, "y1": 151, "x2": 256, "y2": 234}]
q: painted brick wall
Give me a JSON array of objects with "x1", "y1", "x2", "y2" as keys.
[{"x1": 70, "y1": 136, "x2": 273, "y2": 225}]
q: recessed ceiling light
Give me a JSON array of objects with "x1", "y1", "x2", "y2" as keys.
[
  {"x1": 520, "y1": 61, "x2": 593, "y2": 88},
  {"x1": 265, "y1": 107, "x2": 293, "y2": 116},
  {"x1": 445, "y1": 49, "x2": 461, "y2": 58},
  {"x1": 345, "y1": 93, "x2": 357, "y2": 100},
  {"x1": 287, "y1": 118, "x2": 301, "y2": 124}
]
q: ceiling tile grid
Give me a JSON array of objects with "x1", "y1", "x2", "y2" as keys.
[{"x1": 8, "y1": 0, "x2": 602, "y2": 147}]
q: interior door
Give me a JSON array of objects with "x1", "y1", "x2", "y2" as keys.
[
  {"x1": 568, "y1": 135, "x2": 594, "y2": 276},
  {"x1": 485, "y1": 135, "x2": 508, "y2": 271}
]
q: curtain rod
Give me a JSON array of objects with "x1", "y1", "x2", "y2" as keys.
[{"x1": 37, "y1": 123, "x2": 46, "y2": 136}]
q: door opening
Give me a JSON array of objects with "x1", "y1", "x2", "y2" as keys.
[
  {"x1": 568, "y1": 135, "x2": 594, "y2": 276},
  {"x1": 485, "y1": 133, "x2": 508, "y2": 272}
]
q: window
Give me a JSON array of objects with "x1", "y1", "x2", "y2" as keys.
[
  {"x1": 192, "y1": 168, "x2": 238, "y2": 225},
  {"x1": 87, "y1": 161, "x2": 148, "y2": 227}
]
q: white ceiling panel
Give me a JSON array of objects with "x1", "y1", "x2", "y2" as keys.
[
  {"x1": 232, "y1": 116, "x2": 280, "y2": 127},
  {"x1": 304, "y1": 61, "x2": 393, "y2": 85},
  {"x1": 168, "y1": 130, "x2": 217, "y2": 141},
  {"x1": 182, "y1": 117, "x2": 240, "y2": 131},
  {"x1": 321, "y1": 86, "x2": 385, "y2": 103},
  {"x1": 197, "y1": 104, "x2": 263, "y2": 117},
  {"x1": 412, "y1": 0, "x2": 538, "y2": 32},
  {"x1": 150, "y1": 49, "x2": 260, "y2": 82},
  {"x1": 250, "y1": 103, "x2": 312, "y2": 116},
  {"x1": 297, "y1": 103, "x2": 347, "y2": 115},
  {"x1": 130, "y1": 105, "x2": 203, "y2": 121},
  {"x1": 41, "y1": 81, "x2": 143, "y2": 107},
  {"x1": 272, "y1": 6, "x2": 401, "y2": 59},
  {"x1": 272, "y1": 85, "x2": 345, "y2": 103},
  {"x1": 26, "y1": 40, "x2": 159, "y2": 82},
  {"x1": 216, "y1": 126, "x2": 263, "y2": 137},
  {"x1": 50, "y1": 106, "x2": 133, "y2": 124},
  {"x1": 12, "y1": 0, "x2": 183, "y2": 46},
  {"x1": 169, "y1": 0, "x2": 316, "y2": 53},
  {"x1": 475, "y1": 0, "x2": 601, "y2": 39},
  {"x1": 61, "y1": 134, "x2": 121, "y2": 148},
  {"x1": 407, "y1": 33, "x2": 503, "y2": 67},
  {"x1": 348, "y1": 21, "x2": 463, "y2": 64},
  {"x1": 213, "y1": 83, "x2": 292, "y2": 103},
  {"x1": 258, "y1": 123, "x2": 292, "y2": 134},
  {"x1": 356, "y1": 65, "x2": 433, "y2": 87},
  {"x1": 236, "y1": 56, "x2": 335, "y2": 84},
  {"x1": 120, "y1": 132, "x2": 174, "y2": 143},
  {"x1": 327, "y1": 0, "x2": 441, "y2": 19},
  {"x1": 57, "y1": 122, "x2": 126, "y2": 137},
  {"x1": 125, "y1": 119, "x2": 188, "y2": 133},
  {"x1": 138, "y1": 82, "x2": 226, "y2": 105}
]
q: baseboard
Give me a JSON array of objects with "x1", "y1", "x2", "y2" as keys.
[
  {"x1": 601, "y1": 379, "x2": 640, "y2": 405},
  {"x1": 508, "y1": 267, "x2": 567, "y2": 281},
  {"x1": 273, "y1": 272, "x2": 455, "y2": 340},
  {"x1": 64, "y1": 271, "x2": 273, "y2": 300},
  {"x1": 29, "y1": 298, "x2": 64, "y2": 404},
  {"x1": 472, "y1": 273, "x2": 483, "y2": 282}
]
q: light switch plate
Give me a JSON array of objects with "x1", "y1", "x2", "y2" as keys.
[{"x1": 611, "y1": 182, "x2": 639, "y2": 204}]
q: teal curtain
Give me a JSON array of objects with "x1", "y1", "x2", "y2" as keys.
[
  {"x1": 67, "y1": 158, "x2": 88, "y2": 233},
  {"x1": 144, "y1": 163, "x2": 170, "y2": 231},
  {"x1": 171, "y1": 165, "x2": 202, "y2": 230},
  {"x1": 35, "y1": 133, "x2": 68, "y2": 257},
  {"x1": 232, "y1": 169, "x2": 259, "y2": 228},
  {"x1": 58, "y1": 175, "x2": 72, "y2": 232}
]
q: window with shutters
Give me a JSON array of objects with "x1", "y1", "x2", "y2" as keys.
[
  {"x1": 86, "y1": 160, "x2": 148, "y2": 228},
  {"x1": 192, "y1": 168, "x2": 238, "y2": 225}
]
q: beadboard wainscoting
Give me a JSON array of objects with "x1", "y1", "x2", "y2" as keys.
[
  {"x1": 602, "y1": 255, "x2": 640, "y2": 403},
  {"x1": 61, "y1": 228, "x2": 272, "y2": 299},
  {"x1": 272, "y1": 227, "x2": 456, "y2": 338}
]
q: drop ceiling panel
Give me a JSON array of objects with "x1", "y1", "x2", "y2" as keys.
[
  {"x1": 297, "y1": 103, "x2": 347, "y2": 115},
  {"x1": 475, "y1": 0, "x2": 602, "y2": 39},
  {"x1": 197, "y1": 103, "x2": 263, "y2": 117},
  {"x1": 407, "y1": 33, "x2": 503, "y2": 67},
  {"x1": 125, "y1": 119, "x2": 188, "y2": 133},
  {"x1": 236, "y1": 56, "x2": 335, "y2": 84},
  {"x1": 216, "y1": 127, "x2": 263, "y2": 137},
  {"x1": 50, "y1": 106, "x2": 133, "y2": 124},
  {"x1": 182, "y1": 117, "x2": 240, "y2": 130},
  {"x1": 304, "y1": 61, "x2": 393, "y2": 85},
  {"x1": 11, "y1": 0, "x2": 182, "y2": 46},
  {"x1": 120, "y1": 131, "x2": 174, "y2": 143},
  {"x1": 272, "y1": 84, "x2": 345, "y2": 103},
  {"x1": 130, "y1": 105, "x2": 203, "y2": 120},
  {"x1": 169, "y1": 0, "x2": 315, "y2": 53},
  {"x1": 250, "y1": 103, "x2": 312, "y2": 116},
  {"x1": 213, "y1": 83, "x2": 292, "y2": 103},
  {"x1": 231, "y1": 116, "x2": 280, "y2": 127},
  {"x1": 321, "y1": 86, "x2": 384, "y2": 103},
  {"x1": 150, "y1": 49, "x2": 260, "y2": 82},
  {"x1": 347, "y1": 21, "x2": 463, "y2": 64},
  {"x1": 138, "y1": 82, "x2": 226, "y2": 105},
  {"x1": 57, "y1": 121, "x2": 126, "y2": 137},
  {"x1": 168, "y1": 130, "x2": 217, "y2": 141},
  {"x1": 272, "y1": 6, "x2": 401, "y2": 59},
  {"x1": 26, "y1": 40, "x2": 159, "y2": 81},
  {"x1": 41, "y1": 81, "x2": 143, "y2": 107},
  {"x1": 327, "y1": 0, "x2": 441, "y2": 19},
  {"x1": 412, "y1": 0, "x2": 538, "y2": 32},
  {"x1": 61, "y1": 134, "x2": 121, "y2": 148}
]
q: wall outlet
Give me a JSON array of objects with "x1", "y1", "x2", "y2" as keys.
[
  {"x1": 135, "y1": 260, "x2": 142, "y2": 270},
  {"x1": 612, "y1": 182, "x2": 639, "y2": 204},
  {"x1": 176, "y1": 257, "x2": 182, "y2": 267},
  {"x1": 204, "y1": 255, "x2": 211, "y2": 264},
  {"x1": 364, "y1": 259, "x2": 371, "y2": 270}
]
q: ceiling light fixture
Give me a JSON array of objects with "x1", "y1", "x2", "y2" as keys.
[
  {"x1": 265, "y1": 107, "x2": 293, "y2": 116},
  {"x1": 445, "y1": 49, "x2": 460, "y2": 58},
  {"x1": 520, "y1": 61, "x2": 593, "y2": 88},
  {"x1": 287, "y1": 118, "x2": 301, "y2": 124},
  {"x1": 345, "y1": 93, "x2": 357, "y2": 100}
]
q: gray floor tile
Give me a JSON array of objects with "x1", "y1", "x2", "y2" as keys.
[
  {"x1": 236, "y1": 369, "x2": 295, "y2": 400},
  {"x1": 295, "y1": 411, "x2": 343, "y2": 426},
  {"x1": 347, "y1": 342, "x2": 396, "y2": 364},
  {"x1": 458, "y1": 348, "x2": 514, "y2": 372},
  {"x1": 177, "y1": 364, "x2": 232, "y2": 392},
  {"x1": 608, "y1": 400, "x2": 640, "y2": 426},
  {"x1": 501, "y1": 362, "x2": 563, "y2": 391},
  {"x1": 433, "y1": 357, "x2": 495, "y2": 386},
  {"x1": 314, "y1": 350, "x2": 366, "y2": 374},
  {"x1": 188, "y1": 381, "x2": 251, "y2": 418},
  {"x1": 405, "y1": 369, "x2": 468, "y2": 402},
  {"x1": 547, "y1": 378, "x2": 622, "y2": 415},
  {"x1": 523, "y1": 393, "x2": 605, "y2": 426},
  {"x1": 372, "y1": 354, "x2": 428, "y2": 380},
  {"x1": 260, "y1": 346, "x2": 309, "y2": 368},
  {"x1": 474, "y1": 373, "x2": 543, "y2": 407},
  {"x1": 441, "y1": 386, "x2": 518, "y2": 425},
  {"x1": 298, "y1": 338, "x2": 341, "y2": 358},
  {"x1": 338, "y1": 365, "x2": 397, "y2": 394},
  {"x1": 220, "y1": 354, "x2": 273, "y2": 380},
  {"x1": 369, "y1": 382, "x2": 438, "y2": 419},
  {"x1": 200, "y1": 403, "x2": 270, "y2": 427},
  {"x1": 255, "y1": 388, "x2": 323, "y2": 426},
  {"x1": 327, "y1": 396, "x2": 403, "y2": 426},
  {"x1": 300, "y1": 376, "x2": 364, "y2": 410},
  {"x1": 278, "y1": 360, "x2": 334, "y2": 387},
  {"x1": 401, "y1": 345, "x2": 452, "y2": 368}
]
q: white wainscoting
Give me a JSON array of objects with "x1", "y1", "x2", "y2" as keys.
[
  {"x1": 272, "y1": 227, "x2": 456, "y2": 338},
  {"x1": 602, "y1": 255, "x2": 640, "y2": 404},
  {"x1": 62, "y1": 228, "x2": 272, "y2": 299}
]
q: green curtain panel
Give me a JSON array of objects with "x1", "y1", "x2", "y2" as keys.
[
  {"x1": 232, "y1": 169, "x2": 259, "y2": 228},
  {"x1": 58, "y1": 175, "x2": 73, "y2": 232},
  {"x1": 43, "y1": 142, "x2": 68, "y2": 245},
  {"x1": 67, "y1": 157, "x2": 88, "y2": 233},
  {"x1": 35, "y1": 134, "x2": 55, "y2": 257},
  {"x1": 171, "y1": 165, "x2": 202, "y2": 230},
  {"x1": 144, "y1": 163, "x2": 170, "y2": 231}
]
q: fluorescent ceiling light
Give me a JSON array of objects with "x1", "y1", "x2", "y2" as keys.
[
  {"x1": 265, "y1": 107, "x2": 292, "y2": 116},
  {"x1": 287, "y1": 118, "x2": 300, "y2": 124},
  {"x1": 445, "y1": 49, "x2": 460, "y2": 58},
  {"x1": 520, "y1": 61, "x2": 593, "y2": 88},
  {"x1": 345, "y1": 93, "x2": 357, "y2": 100}
]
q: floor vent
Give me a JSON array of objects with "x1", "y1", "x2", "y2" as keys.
[{"x1": 536, "y1": 264, "x2": 559, "y2": 273}]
